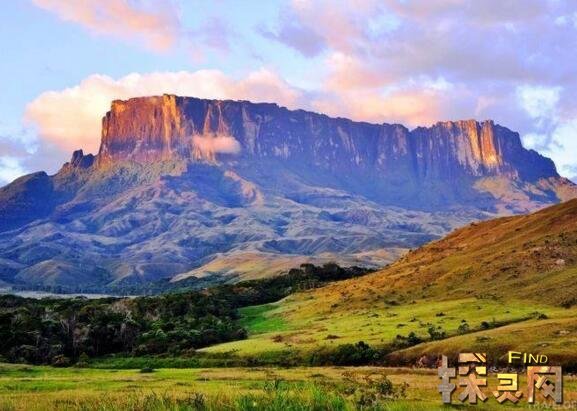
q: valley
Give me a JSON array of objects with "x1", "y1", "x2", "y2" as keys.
[
  {"x1": 4, "y1": 2, "x2": 577, "y2": 408},
  {"x1": 0, "y1": 192, "x2": 576, "y2": 410}
]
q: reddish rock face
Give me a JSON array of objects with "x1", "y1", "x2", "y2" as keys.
[
  {"x1": 95, "y1": 95, "x2": 557, "y2": 183},
  {"x1": 98, "y1": 95, "x2": 186, "y2": 165}
]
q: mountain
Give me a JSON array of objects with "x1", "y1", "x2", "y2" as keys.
[
  {"x1": 95, "y1": 95, "x2": 574, "y2": 211},
  {"x1": 204, "y1": 199, "x2": 577, "y2": 366},
  {"x1": 0, "y1": 95, "x2": 575, "y2": 290}
]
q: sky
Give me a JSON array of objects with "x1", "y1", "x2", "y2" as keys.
[{"x1": 1, "y1": 0, "x2": 577, "y2": 185}]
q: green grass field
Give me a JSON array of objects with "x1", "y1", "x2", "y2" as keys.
[
  {"x1": 1, "y1": 363, "x2": 575, "y2": 410},
  {"x1": 202, "y1": 296, "x2": 577, "y2": 361}
]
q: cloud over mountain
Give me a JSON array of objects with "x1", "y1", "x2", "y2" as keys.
[
  {"x1": 5, "y1": 0, "x2": 577, "y2": 185},
  {"x1": 259, "y1": 0, "x2": 577, "y2": 180},
  {"x1": 32, "y1": 0, "x2": 180, "y2": 52},
  {"x1": 24, "y1": 70, "x2": 302, "y2": 155}
]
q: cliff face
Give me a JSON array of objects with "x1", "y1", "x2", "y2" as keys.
[{"x1": 94, "y1": 95, "x2": 558, "y2": 183}]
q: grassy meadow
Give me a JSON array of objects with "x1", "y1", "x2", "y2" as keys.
[
  {"x1": 203, "y1": 296, "x2": 577, "y2": 363},
  {"x1": 203, "y1": 200, "x2": 577, "y2": 367},
  {"x1": 1, "y1": 363, "x2": 575, "y2": 410}
]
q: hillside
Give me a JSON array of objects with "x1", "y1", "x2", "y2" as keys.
[
  {"x1": 204, "y1": 199, "x2": 577, "y2": 365},
  {"x1": 298, "y1": 197, "x2": 577, "y2": 307},
  {"x1": 0, "y1": 95, "x2": 575, "y2": 290}
]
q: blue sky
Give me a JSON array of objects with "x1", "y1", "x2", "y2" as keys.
[{"x1": 1, "y1": 0, "x2": 577, "y2": 184}]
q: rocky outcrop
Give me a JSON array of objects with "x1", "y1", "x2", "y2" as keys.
[{"x1": 61, "y1": 150, "x2": 95, "y2": 171}]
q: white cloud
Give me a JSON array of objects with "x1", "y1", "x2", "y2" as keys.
[
  {"x1": 521, "y1": 133, "x2": 549, "y2": 151},
  {"x1": 192, "y1": 134, "x2": 241, "y2": 159},
  {"x1": 31, "y1": 0, "x2": 234, "y2": 58},
  {"x1": 24, "y1": 69, "x2": 303, "y2": 155},
  {"x1": 0, "y1": 157, "x2": 26, "y2": 185},
  {"x1": 516, "y1": 85, "x2": 561, "y2": 122},
  {"x1": 540, "y1": 120, "x2": 577, "y2": 179},
  {"x1": 32, "y1": 0, "x2": 180, "y2": 52},
  {"x1": 517, "y1": 86, "x2": 577, "y2": 181}
]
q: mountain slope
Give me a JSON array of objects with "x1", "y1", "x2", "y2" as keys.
[
  {"x1": 0, "y1": 172, "x2": 56, "y2": 232},
  {"x1": 203, "y1": 199, "x2": 577, "y2": 363},
  {"x1": 307, "y1": 197, "x2": 577, "y2": 308},
  {"x1": 0, "y1": 95, "x2": 575, "y2": 289}
]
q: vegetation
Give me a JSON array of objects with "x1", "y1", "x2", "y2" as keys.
[
  {"x1": 1, "y1": 202, "x2": 577, "y2": 408},
  {"x1": 202, "y1": 200, "x2": 577, "y2": 369},
  {"x1": 4, "y1": 363, "x2": 571, "y2": 410},
  {"x1": 9, "y1": 275, "x2": 215, "y2": 296},
  {"x1": 0, "y1": 264, "x2": 372, "y2": 365},
  {"x1": 0, "y1": 292, "x2": 244, "y2": 365},
  {"x1": 203, "y1": 296, "x2": 565, "y2": 363}
]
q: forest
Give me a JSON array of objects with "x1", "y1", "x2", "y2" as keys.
[{"x1": 0, "y1": 263, "x2": 372, "y2": 365}]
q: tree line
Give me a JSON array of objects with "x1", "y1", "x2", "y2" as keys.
[{"x1": 0, "y1": 263, "x2": 372, "y2": 365}]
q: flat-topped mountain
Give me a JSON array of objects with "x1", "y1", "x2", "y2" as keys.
[
  {"x1": 0, "y1": 95, "x2": 575, "y2": 290},
  {"x1": 98, "y1": 96, "x2": 529, "y2": 174},
  {"x1": 92, "y1": 95, "x2": 571, "y2": 208}
]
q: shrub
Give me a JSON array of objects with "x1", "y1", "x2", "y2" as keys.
[
  {"x1": 332, "y1": 341, "x2": 379, "y2": 365},
  {"x1": 394, "y1": 332, "x2": 422, "y2": 348},
  {"x1": 307, "y1": 341, "x2": 381, "y2": 366},
  {"x1": 51, "y1": 355, "x2": 71, "y2": 367},
  {"x1": 342, "y1": 370, "x2": 408, "y2": 408},
  {"x1": 457, "y1": 321, "x2": 470, "y2": 334},
  {"x1": 427, "y1": 325, "x2": 446, "y2": 340},
  {"x1": 74, "y1": 352, "x2": 90, "y2": 368}
]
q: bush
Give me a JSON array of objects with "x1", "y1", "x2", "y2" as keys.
[
  {"x1": 342, "y1": 370, "x2": 408, "y2": 408},
  {"x1": 427, "y1": 325, "x2": 446, "y2": 340},
  {"x1": 307, "y1": 341, "x2": 382, "y2": 366},
  {"x1": 394, "y1": 332, "x2": 422, "y2": 348},
  {"x1": 75, "y1": 352, "x2": 90, "y2": 368},
  {"x1": 457, "y1": 321, "x2": 470, "y2": 334},
  {"x1": 331, "y1": 341, "x2": 379, "y2": 365},
  {"x1": 52, "y1": 355, "x2": 71, "y2": 367}
]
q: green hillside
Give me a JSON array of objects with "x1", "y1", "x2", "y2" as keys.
[{"x1": 204, "y1": 199, "x2": 577, "y2": 366}]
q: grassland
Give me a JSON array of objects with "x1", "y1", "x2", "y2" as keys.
[
  {"x1": 1, "y1": 363, "x2": 575, "y2": 410},
  {"x1": 203, "y1": 200, "x2": 577, "y2": 366},
  {"x1": 203, "y1": 297, "x2": 573, "y2": 357}
]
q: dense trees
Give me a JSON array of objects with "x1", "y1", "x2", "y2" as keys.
[
  {"x1": 0, "y1": 293, "x2": 244, "y2": 364},
  {"x1": 0, "y1": 263, "x2": 371, "y2": 365}
]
